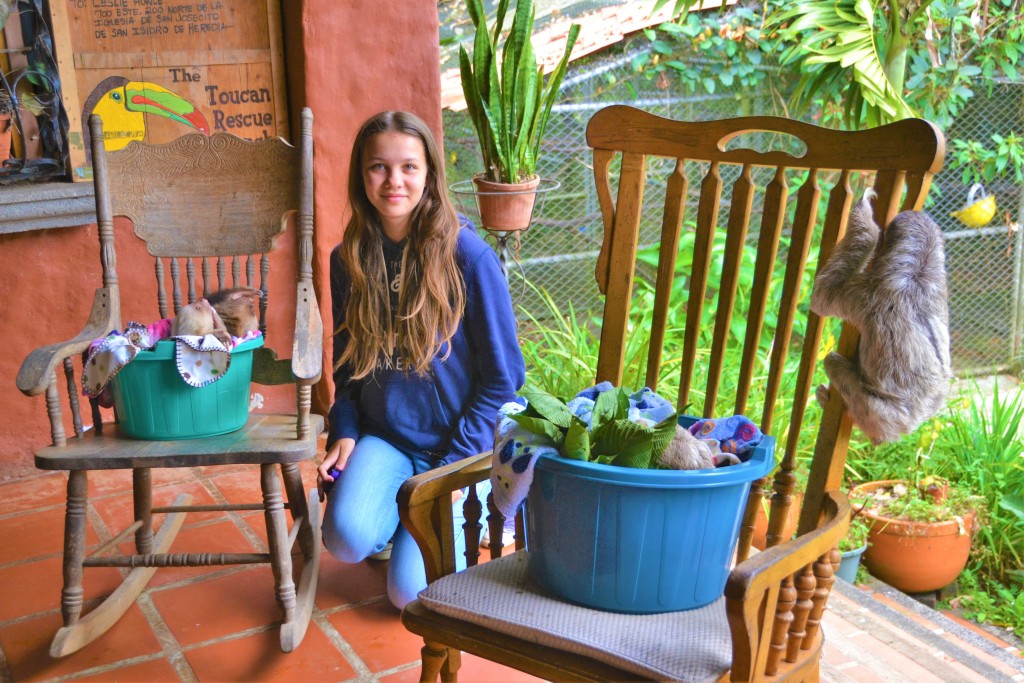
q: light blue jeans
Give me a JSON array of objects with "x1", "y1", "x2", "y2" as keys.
[{"x1": 321, "y1": 435, "x2": 487, "y2": 609}]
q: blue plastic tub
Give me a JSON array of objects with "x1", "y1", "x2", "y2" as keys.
[
  {"x1": 525, "y1": 415, "x2": 775, "y2": 614},
  {"x1": 111, "y1": 336, "x2": 263, "y2": 440}
]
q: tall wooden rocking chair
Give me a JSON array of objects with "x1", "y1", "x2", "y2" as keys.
[
  {"x1": 16, "y1": 108, "x2": 323, "y2": 656},
  {"x1": 399, "y1": 105, "x2": 945, "y2": 681}
]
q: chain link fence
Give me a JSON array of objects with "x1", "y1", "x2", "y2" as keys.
[{"x1": 443, "y1": 34, "x2": 1024, "y2": 377}]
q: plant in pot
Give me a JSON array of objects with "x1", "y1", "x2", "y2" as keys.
[
  {"x1": 458, "y1": 0, "x2": 580, "y2": 232},
  {"x1": 835, "y1": 512, "x2": 870, "y2": 583},
  {"x1": 850, "y1": 473, "x2": 981, "y2": 594},
  {"x1": 494, "y1": 384, "x2": 774, "y2": 613}
]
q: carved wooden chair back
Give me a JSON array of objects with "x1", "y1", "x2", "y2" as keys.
[
  {"x1": 16, "y1": 109, "x2": 323, "y2": 658},
  {"x1": 398, "y1": 106, "x2": 945, "y2": 682},
  {"x1": 89, "y1": 109, "x2": 319, "y2": 433},
  {"x1": 587, "y1": 105, "x2": 943, "y2": 546}
]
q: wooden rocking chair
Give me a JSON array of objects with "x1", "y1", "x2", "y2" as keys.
[
  {"x1": 399, "y1": 105, "x2": 945, "y2": 681},
  {"x1": 16, "y1": 108, "x2": 323, "y2": 656}
]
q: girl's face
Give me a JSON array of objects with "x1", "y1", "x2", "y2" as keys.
[{"x1": 362, "y1": 130, "x2": 428, "y2": 241}]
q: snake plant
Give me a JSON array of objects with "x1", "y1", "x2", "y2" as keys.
[{"x1": 459, "y1": 0, "x2": 580, "y2": 184}]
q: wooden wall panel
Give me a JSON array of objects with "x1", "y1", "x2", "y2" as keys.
[{"x1": 51, "y1": 0, "x2": 288, "y2": 181}]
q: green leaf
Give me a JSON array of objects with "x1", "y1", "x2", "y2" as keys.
[
  {"x1": 651, "y1": 40, "x2": 674, "y2": 55},
  {"x1": 509, "y1": 414, "x2": 565, "y2": 446},
  {"x1": 562, "y1": 419, "x2": 590, "y2": 460},
  {"x1": 649, "y1": 414, "x2": 680, "y2": 461},
  {"x1": 519, "y1": 388, "x2": 574, "y2": 428},
  {"x1": 592, "y1": 387, "x2": 629, "y2": 433},
  {"x1": 591, "y1": 419, "x2": 659, "y2": 468},
  {"x1": 998, "y1": 495, "x2": 1024, "y2": 521}
]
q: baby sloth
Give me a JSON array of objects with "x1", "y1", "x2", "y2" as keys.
[
  {"x1": 171, "y1": 298, "x2": 230, "y2": 344},
  {"x1": 206, "y1": 287, "x2": 262, "y2": 338},
  {"x1": 809, "y1": 190, "x2": 952, "y2": 444},
  {"x1": 657, "y1": 426, "x2": 716, "y2": 470}
]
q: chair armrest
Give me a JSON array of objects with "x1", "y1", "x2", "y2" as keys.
[
  {"x1": 291, "y1": 281, "x2": 322, "y2": 383},
  {"x1": 17, "y1": 286, "x2": 119, "y2": 397},
  {"x1": 725, "y1": 489, "x2": 850, "y2": 680},
  {"x1": 399, "y1": 452, "x2": 493, "y2": 582}
]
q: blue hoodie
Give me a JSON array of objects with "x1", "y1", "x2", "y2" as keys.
[{"x1": 326, "y1": 222, "x2": 526, "y2": 466}]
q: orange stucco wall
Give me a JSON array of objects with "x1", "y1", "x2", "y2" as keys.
[{"x1": 0, "y1": 0, "x2": 442, "y2": 480}]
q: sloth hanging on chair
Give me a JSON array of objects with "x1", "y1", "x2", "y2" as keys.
[{"x1": 809, "y1": 189, "x2": 952, "y2": 444}]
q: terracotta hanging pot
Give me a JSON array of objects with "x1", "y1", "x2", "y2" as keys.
[
  {"x1": 472, "y1": 174, "x2": 541, "y2": 232},
  {"x1": 851, "y1": 480, "x2": 975, "y2": 594}
]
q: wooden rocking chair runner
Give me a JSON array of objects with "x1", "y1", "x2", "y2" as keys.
[
  {"x1": 399, "y1": 105, "x2": 946, "y2": 682},
  {"x1": 16, "y1": 108, "x2": 323, "y2": 657}
]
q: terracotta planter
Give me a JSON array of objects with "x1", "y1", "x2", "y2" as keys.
[
  {"x1": 851, "y1": 480, "x2": 975, "y2": 593},
  {"x1": 0, "y1": 113, "x2": 11, "y2": 160},
  {"x1": 751, "y1": 491, "x2": 803, "y2": 550},
  {"x1": 471, "y1": 174, "x2": 541, "y2": 232}
]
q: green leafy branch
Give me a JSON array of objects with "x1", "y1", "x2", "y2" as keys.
[{"x1": 509, "y1": 387, "x2": 679, "y2": 469}]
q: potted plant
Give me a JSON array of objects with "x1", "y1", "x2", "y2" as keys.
[
  {"x1": 458, "y1": 0, "x2": 580, "y2": 231},
  {"x1": 849, "y1": 477, "x2": 980, "y2": 593},
  {"x1": 835, "y1": 512, "x2": 870, "y2": 583},
  {"x1": 497, "y1": 385, "x2": 774, "y2": 613}
]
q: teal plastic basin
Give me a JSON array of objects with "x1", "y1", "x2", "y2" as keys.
[
  {"x1": 111, "y1": 336, "x2": 263, "y2": 440},
  {"x1": 525, "y1": 415, "x2": 775, "y2": 613}
]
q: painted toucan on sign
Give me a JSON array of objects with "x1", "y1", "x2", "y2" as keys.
[{"x1": 82, "y1": 76, "x2": 210, "y2": 161}]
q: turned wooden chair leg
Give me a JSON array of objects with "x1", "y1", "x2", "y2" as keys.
[
  {"x1": 280, "y1": 462, "x2": 313, "y2": 558},
  {"x1": 277, "y1": 461, "x2": 321, "y2": 652},
  {"x1": 440, "y1": 646, "x2": 461, "y2": 683},
  {"x1": 61, "y1": 470, "x2": 88, "y2": 628},
  {"x1": 132, "y1": 468, "x2": 153, "y2": 554},
  {"x1": 261, "y1": 464, "x2": 298, "y2": 651},
  {"x1": 420, "y1": 639, "x2": 450, "y2": 683}
]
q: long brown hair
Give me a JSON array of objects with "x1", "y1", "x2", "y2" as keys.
[{"x1": 336, "y1": 111, "x2": 465, "y2": 379}]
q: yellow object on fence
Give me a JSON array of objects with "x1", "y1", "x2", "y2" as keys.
[{"x1": 950, "y1": 183, "x2": 997, "y2": 228}]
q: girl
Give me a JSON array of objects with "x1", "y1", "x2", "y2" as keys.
[{"x1": 318, "y1": 111, "x2": 525, "y2": 609}]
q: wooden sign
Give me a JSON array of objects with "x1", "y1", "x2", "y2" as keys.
[{"x1": 49, "y1": 0, "x2": 288, "y2": 181}]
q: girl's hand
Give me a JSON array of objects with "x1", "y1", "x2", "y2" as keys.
[{"x1": 317, "y1": 437, "x2": 355, "y2": 501}]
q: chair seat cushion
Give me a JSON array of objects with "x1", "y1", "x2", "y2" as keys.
[{"x1": 418, "y1": 550, "x2": 731, "y2": 682}]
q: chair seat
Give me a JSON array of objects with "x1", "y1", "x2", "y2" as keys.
[
  {"x1": 35, "y1": 413, "x2": 324, "y2": 470},
  {"x1": 416, "y1": 550, "x2": 732, "y2": 682}
]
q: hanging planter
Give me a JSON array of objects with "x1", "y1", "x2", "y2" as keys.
[
  {"x1": 449, "y1": 177, "x2": 560, "y2": 282},
  {"x1": 949, "y1": 183, "x2": 997, "y2": 228},
  {"x1": 471, "y1": 174, "x2": 541, "y2": 232},
  {"x1": 455, "y1": 0, "x2": 579, "y2": 238}
]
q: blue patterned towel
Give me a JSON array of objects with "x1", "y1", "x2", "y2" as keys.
[{"x1": 688, "y1": 415, "x2": 763, "y2": 458}]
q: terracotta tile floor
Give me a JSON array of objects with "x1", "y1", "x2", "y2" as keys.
[
  {"x1": 0, "y1": 458, "x2": 544, "y2": 683},
  {"x1": 2, "y1": 456, "x2": 1021, "y2": 682}
]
